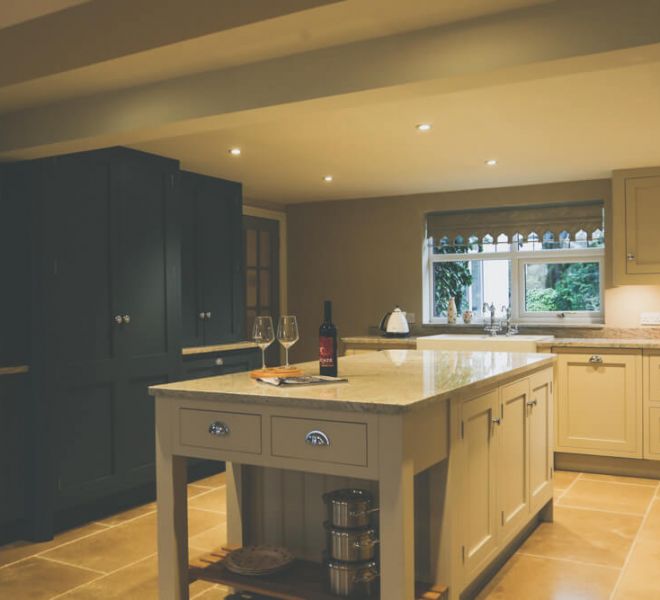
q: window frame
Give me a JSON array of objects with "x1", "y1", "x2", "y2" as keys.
[{"x1": 424, "y1": 241, "x2": 605, "y2": 326}]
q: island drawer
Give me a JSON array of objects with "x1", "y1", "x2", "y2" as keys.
[
  {"x1": 179, "y1": 408, "x2": 262, "y2": 454},
  {"x1": 270, "y1": 416, "x2": 368, "y2": 466}
]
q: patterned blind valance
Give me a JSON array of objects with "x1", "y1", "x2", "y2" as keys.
[{"x1": 426, "y1": 200, "x2": 604, "y2": 242}]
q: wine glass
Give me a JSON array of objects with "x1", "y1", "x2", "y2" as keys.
[
  {"x1": 252, "y1": 316, "x2": 275, "y2": 370},
  {"x1": 277, "y1": 315, "x2": 299, "y2": 368}
]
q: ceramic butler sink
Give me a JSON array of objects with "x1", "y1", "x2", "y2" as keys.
[{"x1": 416, "y1": 334, "x2": 553, "y2": 353}]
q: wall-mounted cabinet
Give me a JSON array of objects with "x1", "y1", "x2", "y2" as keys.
[
  {"x1": 612, "y1": 167, "x2": 660, "y2": 285},
  {"x1": 180, "y1": 171, "x2": 245, "y2": 348}
]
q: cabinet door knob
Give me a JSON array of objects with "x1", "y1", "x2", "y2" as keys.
[
  {"x1": 199, "y1": 312, "x2": 206, "y2": 320},
  {"x1": 305, "y1": 430, "x2": 330, "y2": 446},
  {"x1": 114, "y1": 315, "x2": 123, "y2": 325},
  {"x1": 627, "y1": 253, "x2": 635, "y2": 261},
  {"x1": 589, "y1": 355, "x2": 603, "y2": 364},
  {"x1": 208, "y1": 421, "x2": 230, "y2": 437},
  {"x1": 526, "y1": 399, "x2": 538, "y2": 407},
  {"x1": 205, "y1": 311, "x2": 212, "y2": 319},
  {"x1": 122, "y1": 314, "x2": 131, "y2": 324},
  {"x1": 491, "y1": 417, "x2": 502, "y2": 426}
]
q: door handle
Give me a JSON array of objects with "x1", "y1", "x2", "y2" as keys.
[
  {"x1": 526, "y1": 399, "x2": 538, "y2": 408},
  {"x1": 205, "y1": 311, "x2": 212, "y2": 320},
  {"x1": 589, "y1": 355, "x2": 603, "y2": 364},
  {"x1": 122, "y1": 314, "x2": 131, "y2": 324},
  {"x1": 114, "y1": 315, "x2": 123, "y2": 325},
  {"x1": 199, "y1": 312, "x2": 206, "y2": 320},
  {"x1": 491, "y1": 417, "x2": 502, "y2": 426}
]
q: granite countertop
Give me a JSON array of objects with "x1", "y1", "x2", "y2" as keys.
[
  {"x1": 341, "y1": 336, "x2": 417, "y2": 348},
  {"x1": 0, "y1": 365, "x2": 29, "y2": 377},
  {"x1": 182, "y1": 341, "x2": 258, "y2": 356},
  {"x1": 151, "y1": 349, "x2": 555, "y2": 414},
  {"x1": 537, "y1": 338, "x2": 660, "y2": 350}
]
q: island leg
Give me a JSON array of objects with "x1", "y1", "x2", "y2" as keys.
[
  {"x1": 379, "y1": 415, "x2": 416, "y2": 600},
  {"x1": 225, "y1": 462, "x2": 244, "y2": 547},
  {"x1": 156, "y1": 404, "x2": 189, "y2": 600}
]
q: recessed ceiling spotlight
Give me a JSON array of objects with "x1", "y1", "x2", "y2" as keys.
[
  {"x1": 228, "y1": 148, "x2": 241, "y2": 156},
  {"x1": 485, "y1": 159, "x2": 497, "y2": 166},
  {"x1": 323, "y1": 175, "x2": 334, "y2": 182},
  {"x1": 416, "y1": 123, "x2": 432, "y2": 132}
]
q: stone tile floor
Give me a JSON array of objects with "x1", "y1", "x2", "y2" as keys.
[{"x1": 1, "y1": 470, "x2": 659, "y2": 599}]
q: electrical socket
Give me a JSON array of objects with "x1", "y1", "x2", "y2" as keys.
[{"x1": 640, "y1": 312, "x2": 660, "y2": 326}]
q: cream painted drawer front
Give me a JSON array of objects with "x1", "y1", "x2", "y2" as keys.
[
  {"x1": 271, "y1": 416, "x2": 368, "y2": 467},
  {"x1": 179, "y1": 408, "x2": 262, "y2": 454}
]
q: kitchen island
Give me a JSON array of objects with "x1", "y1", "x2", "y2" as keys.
[{"x1": 150, "y1": 349, "x2": 555, "y2": 600}]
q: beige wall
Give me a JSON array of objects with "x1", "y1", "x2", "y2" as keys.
[{"x1": 288, "y1": 178, "x2": 660, "y2": 361}]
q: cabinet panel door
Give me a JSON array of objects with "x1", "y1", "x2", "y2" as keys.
[
  {"x1": 648, "y1": 407, "x2": 660, "y2": 459},
  {"x1": 0, "y1": 375, "x2": 28, "y2": 526},
  {"x1": 649, "y1": 356, "x2": 660, "y2": 404},
  {"x1": 180, "y1": 173, "x2": 205, "y2": 348},
  {"x1": 557, "y1": 353, "x2": 642, "y2": 457},
  {"x1": 461, "y1": 390, "x2": 499, "y2": 580},
  {"x1": 499, "y1": 380, "x2": 529, "y2": 542},
  {"x1": 113, "y1": 160, "x2": 172, "y2": 360},
  {"x1": 529, "y1": 372, "x2": 553, "y2": 512},
  {"x1": 198, "y1": 179, "x2": 244, "y2": 344},
  {"x1": 45, "y1": 158, "x2": 117, "y2": 366},
  {"x1": 625, "y1": 176, "x2": 660, "y2": 274}
]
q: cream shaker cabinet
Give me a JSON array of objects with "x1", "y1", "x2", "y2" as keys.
[
  {"x1": 461, "y1": 389, "x2": 499, "y2": 581},
  {"x1": 460, "y1": 369, "x2": 554, "y2": 582},
  {"x1": 644, "y1": 355, "x2": 660, "y2": 460},
  {"x1": 613, "y1": 168, "x2": 660, "y2": 285},
  {"x1": 556, "y1": 350, "x2": 642, "y2": 458}
]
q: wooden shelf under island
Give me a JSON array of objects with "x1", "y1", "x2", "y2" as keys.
[
  {"x1": 151, "y1": 349, "x2": 556, "y2": 600},
  {"x1": 190, "y1": 546, "x2": 448, "y2": 600}
]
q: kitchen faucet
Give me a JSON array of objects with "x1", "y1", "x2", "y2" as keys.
[{"x1": 482, "y1": 302, "x2": 500, "y2": 336}]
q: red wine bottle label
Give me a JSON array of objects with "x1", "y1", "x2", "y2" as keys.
[{"x1": 319, "y1": 336, "x2": 336, "y2": 367}]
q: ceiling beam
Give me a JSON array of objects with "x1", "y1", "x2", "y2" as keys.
[{"x1": 2, "y1": 0, "x2": 660, "y2": 159}]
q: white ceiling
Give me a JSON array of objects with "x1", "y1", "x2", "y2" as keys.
[{"x1": 132, "y1": 61, "x2": 660, "y2": 203}]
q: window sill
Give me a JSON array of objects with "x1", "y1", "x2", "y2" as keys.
[{"x1": 422, "y1": 321, "x2": 605, "y2": 329}]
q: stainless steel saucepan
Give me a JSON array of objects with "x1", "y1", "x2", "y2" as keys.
[{"x1": 322, "y1": 488, "x2": 378, "y2": 529}]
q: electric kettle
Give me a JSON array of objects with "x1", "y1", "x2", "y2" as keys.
[{"x1": 379, "y1": 306, "x2": 410, "y2": 337}]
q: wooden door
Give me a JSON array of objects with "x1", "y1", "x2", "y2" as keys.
[
  {"x1": 498, "y1": 380, "x2": 529, "y2": 543},
  {"x1": 644, "y1": 356, "x2": 660, "y2": 459},
  {"x1": 625, "y1": 176, "x2": 660, "y2": 274},
  {"x1": 461, "y1": 389, "x2": 499, "y2": 580},
  {"x1": 113, "y1": 154, "x2": 180, "y2": 484},
  {"x1": 244, "y1": 216, "x2": 280, "y2": 366},
  {"x1": 556, "y1": 351, "x2": 642, "y2": 458},
  {"x1": 528, "y1": 371, "x2": 553, "y2": 512},
  {"x1": 198, "y1": 178, "x2": 244, "y2": 344}
]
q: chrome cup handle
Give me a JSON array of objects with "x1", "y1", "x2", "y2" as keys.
[
  {"x1": 208, "y1": 421, "x2": 230, "y2": 437},
  {"x1": 353, "y1": 537, "x2": 380, "y2": 549},
  {"x1": 305, "y1": 430, "x2": 330, "y2": 446}
]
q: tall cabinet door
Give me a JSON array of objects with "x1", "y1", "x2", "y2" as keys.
[
  {"x1": 461, "y1": 389, "x2": 499, "y2": 581},
  {"x1": 498, "y1": 380, "x2": 529, "y2": 543},
  {"x1": 529, "y1": 371, "x2": 553, "y2": 512},
  {"x1": 197, "y1": 178, "x2": 244, "y2": 344},
  {"x1": 624, "y1": 176, "x2": 660, "y2": 275},
  {"x1": 112, "y1": 155, "x2": 180, "y2": 483},
  {"x1": 556, "y1": 351, "x2": 642, "y2": 458},
  {"x1": 40, "y1": 156, "x2": 120, "y2": 507}
]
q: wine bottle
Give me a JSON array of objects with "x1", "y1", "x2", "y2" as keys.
[{"x1": 319, "y1": 300, "x2": 338, "y2": 377}]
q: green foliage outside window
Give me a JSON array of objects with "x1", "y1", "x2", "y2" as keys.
[
  {"x1": 433, "y1": 245, "x2": 473, "y2": 316},
  {"x1": 525, "y1": 262, "x2": 600, "y2": 312}
]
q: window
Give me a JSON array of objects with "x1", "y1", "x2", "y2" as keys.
[{"x1": 424, "y1": 203, "x2": 605, "y2": 325}]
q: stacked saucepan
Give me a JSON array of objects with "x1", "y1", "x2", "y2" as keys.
[{"x1": 323, "y1": 488, "x2": 379, "y2": 597}]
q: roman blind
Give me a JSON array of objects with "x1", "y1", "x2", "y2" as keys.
[{"x1": 426, "y1": 200, "x2": 604, "y2": 242}]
